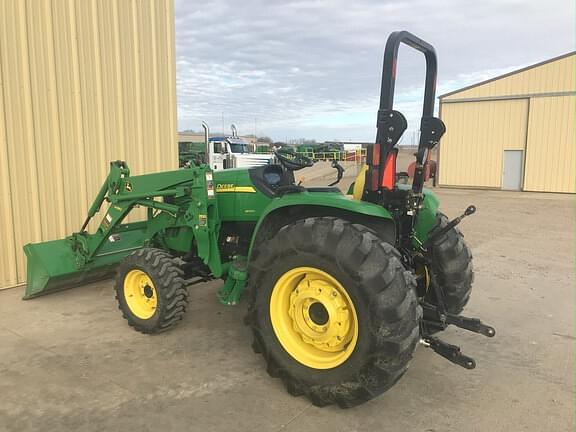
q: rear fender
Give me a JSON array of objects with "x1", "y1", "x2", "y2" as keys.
[
  {"x1": 413, "y1": 188, "x2": 440, "y2": 246},
  {"x1": 247, "y1": 193, "x2": 395, "y2": 262}
]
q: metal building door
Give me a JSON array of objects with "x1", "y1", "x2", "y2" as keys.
[{"x1": 502, "y1": 150, "x2": 524, "y2": 190}]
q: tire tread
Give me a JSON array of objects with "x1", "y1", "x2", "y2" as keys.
[
  {"x1": 246, "y1": 217, "x2": 420, "y2": 408},
  {"x1": 427, "y1": 213, "x2": 474, "y2": 314},
  {"x1": 115, "y1": 248, "x2": 188, "y2": 334}
]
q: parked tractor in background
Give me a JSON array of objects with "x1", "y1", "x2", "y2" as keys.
[{"x1": 23, "y1": 31, "x2": 494, "y2": 408}]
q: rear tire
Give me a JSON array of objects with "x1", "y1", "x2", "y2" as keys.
[
  {"x1": 425, "y1": 212, "x2": 474, "y2": 315},
  {"x1": 115, "y1": 248, "x2": 188, "y2": 334},
  {"x1": 246, "y1": 217, "x2": 421, "y2": 408}
]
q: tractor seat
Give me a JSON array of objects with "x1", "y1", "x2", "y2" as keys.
[
  {"x1": 347, "y1": 165, "x2": 368, "y2": 200},
  {"x1": 249, "y1": 165, "x2": 295, "y2": 197}
]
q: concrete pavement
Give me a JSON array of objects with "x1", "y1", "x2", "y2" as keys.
[{"x1": 0, "y1": 187, "x2": 573, "y2": 432}]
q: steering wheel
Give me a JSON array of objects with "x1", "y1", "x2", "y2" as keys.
[{"x1": 274, "y1": 148, "x2": 314, "y2": 171}]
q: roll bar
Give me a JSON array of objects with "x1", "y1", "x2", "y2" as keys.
[
  {"x1": 379, "y1": 31, "x2": 438, "y2": 117},
  {"x1": 365, "y1": 31, "x2": 445, "y2": 198}
]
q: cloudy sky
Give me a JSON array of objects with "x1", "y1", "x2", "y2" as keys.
[{"x1": 175, "y1": 0, "x2": 574, "y2": 143}]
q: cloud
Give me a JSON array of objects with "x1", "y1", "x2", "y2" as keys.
[{"x1": 175, "y1": 0, "x2": 574, "y2": 142}]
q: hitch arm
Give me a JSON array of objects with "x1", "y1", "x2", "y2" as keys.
[
  {"x1": 421, "y1": 336, "x2": 476, "y2": 369},
  {"x1": 422, "y1": 303, "x2": 496, "y2": 338},
  {"x1": 444, "y1": 313, "x2": 496, "y2": 338}
]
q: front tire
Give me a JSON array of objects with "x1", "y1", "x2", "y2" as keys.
[
  {"x1": 115, "y1": 248, "x2": 188, "y2": 334},
  {"x1": 246, "y1": 217, "x2": 421, "y2": 408}
]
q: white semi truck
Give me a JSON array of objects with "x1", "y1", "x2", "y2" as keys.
[{"x1": 202, "y1": 122, "x2": 274, "y2": 170}]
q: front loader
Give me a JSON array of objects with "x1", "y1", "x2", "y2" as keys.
[{"x1": 24, "y1": 31, "x2": 494, "y2": 408}]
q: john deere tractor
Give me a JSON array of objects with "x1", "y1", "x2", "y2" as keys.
[{"x1": 24, "y1": 31, "x2": 494, "y2": 408}]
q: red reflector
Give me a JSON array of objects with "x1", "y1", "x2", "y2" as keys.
[
  {"x1": 381, "y1": 152, "x2": 396, "y2": 190},
  {"x1": 371, "y1": 144, "x2": 380, "y2": 166}
]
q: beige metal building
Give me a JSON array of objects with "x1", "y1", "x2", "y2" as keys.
[
  {"x1": 438, "y1": 52, "x2": 575, "y2": 193},
  {"x1": 0, "y1": 0, "x2": 177, "y2": 290}
]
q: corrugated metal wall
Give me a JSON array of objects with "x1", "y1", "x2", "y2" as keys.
[
  {"x1": 0, "y1": 0, "x2": 177, "y2": 290},
  {"x1": 439, "y1": 53, "x2": 575, "y2": 193},
  {"x1": 524, "y1": 95, "x2": 576, "y2": 193},
  {"x1": 439, "y1": 99, "x2": 528, "y2": 188},
  {"x1": 442, "y1": 55, "x2": 575, "y2": 100}
]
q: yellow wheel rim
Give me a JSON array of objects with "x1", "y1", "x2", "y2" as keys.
[
  {"x1": 417, "y1": 264, "x2": 431, "y2": 290},
  {"x1": 270, "y1": 267, "x2": 358, "y2": 369},
  {"x1": 123, "y1": 269, "x2": 158, "y2": 319}
]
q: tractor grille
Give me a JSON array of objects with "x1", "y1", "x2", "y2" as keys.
[{"x1": 233, "y1": 155, "x2": 274, "y2": 168}]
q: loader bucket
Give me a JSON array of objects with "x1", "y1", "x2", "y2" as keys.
[
  {"x1": 23, "y1": 239, "x2": 112, "y2": 299},
  {"x1": 23, "y1": 227, "x2": 146, "y2": 299}
]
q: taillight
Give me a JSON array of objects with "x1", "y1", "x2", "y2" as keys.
[{"x1": 381, "y1": 151, "x2": 396, "y2": 190}]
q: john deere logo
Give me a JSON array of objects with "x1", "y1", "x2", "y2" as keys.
[
  {"x1": 216, "y1": 183, "x2": 234, "y2": 190},
  {"x1": 215, "y1": 183, "x2": 256, "y2": 193},
  {"x1": 125, "y1": 182, "x2": 133, "y2": 192}
]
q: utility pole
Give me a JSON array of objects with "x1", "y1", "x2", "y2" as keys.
[{"x1": 221, "y1": 112, "x2": 224, "y2": 137}]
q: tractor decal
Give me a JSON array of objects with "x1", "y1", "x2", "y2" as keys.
[{"x1": 216, "y1": 184, "x2": 256, "y2": 193}]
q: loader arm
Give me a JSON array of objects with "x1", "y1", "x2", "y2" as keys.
[{"x1": 24, "y1": 162, "x2": 223, "y2": 299}]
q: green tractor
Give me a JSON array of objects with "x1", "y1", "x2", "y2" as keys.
[{"x1": 23, "y1": 31, "x2": 494, "y2": 408}]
